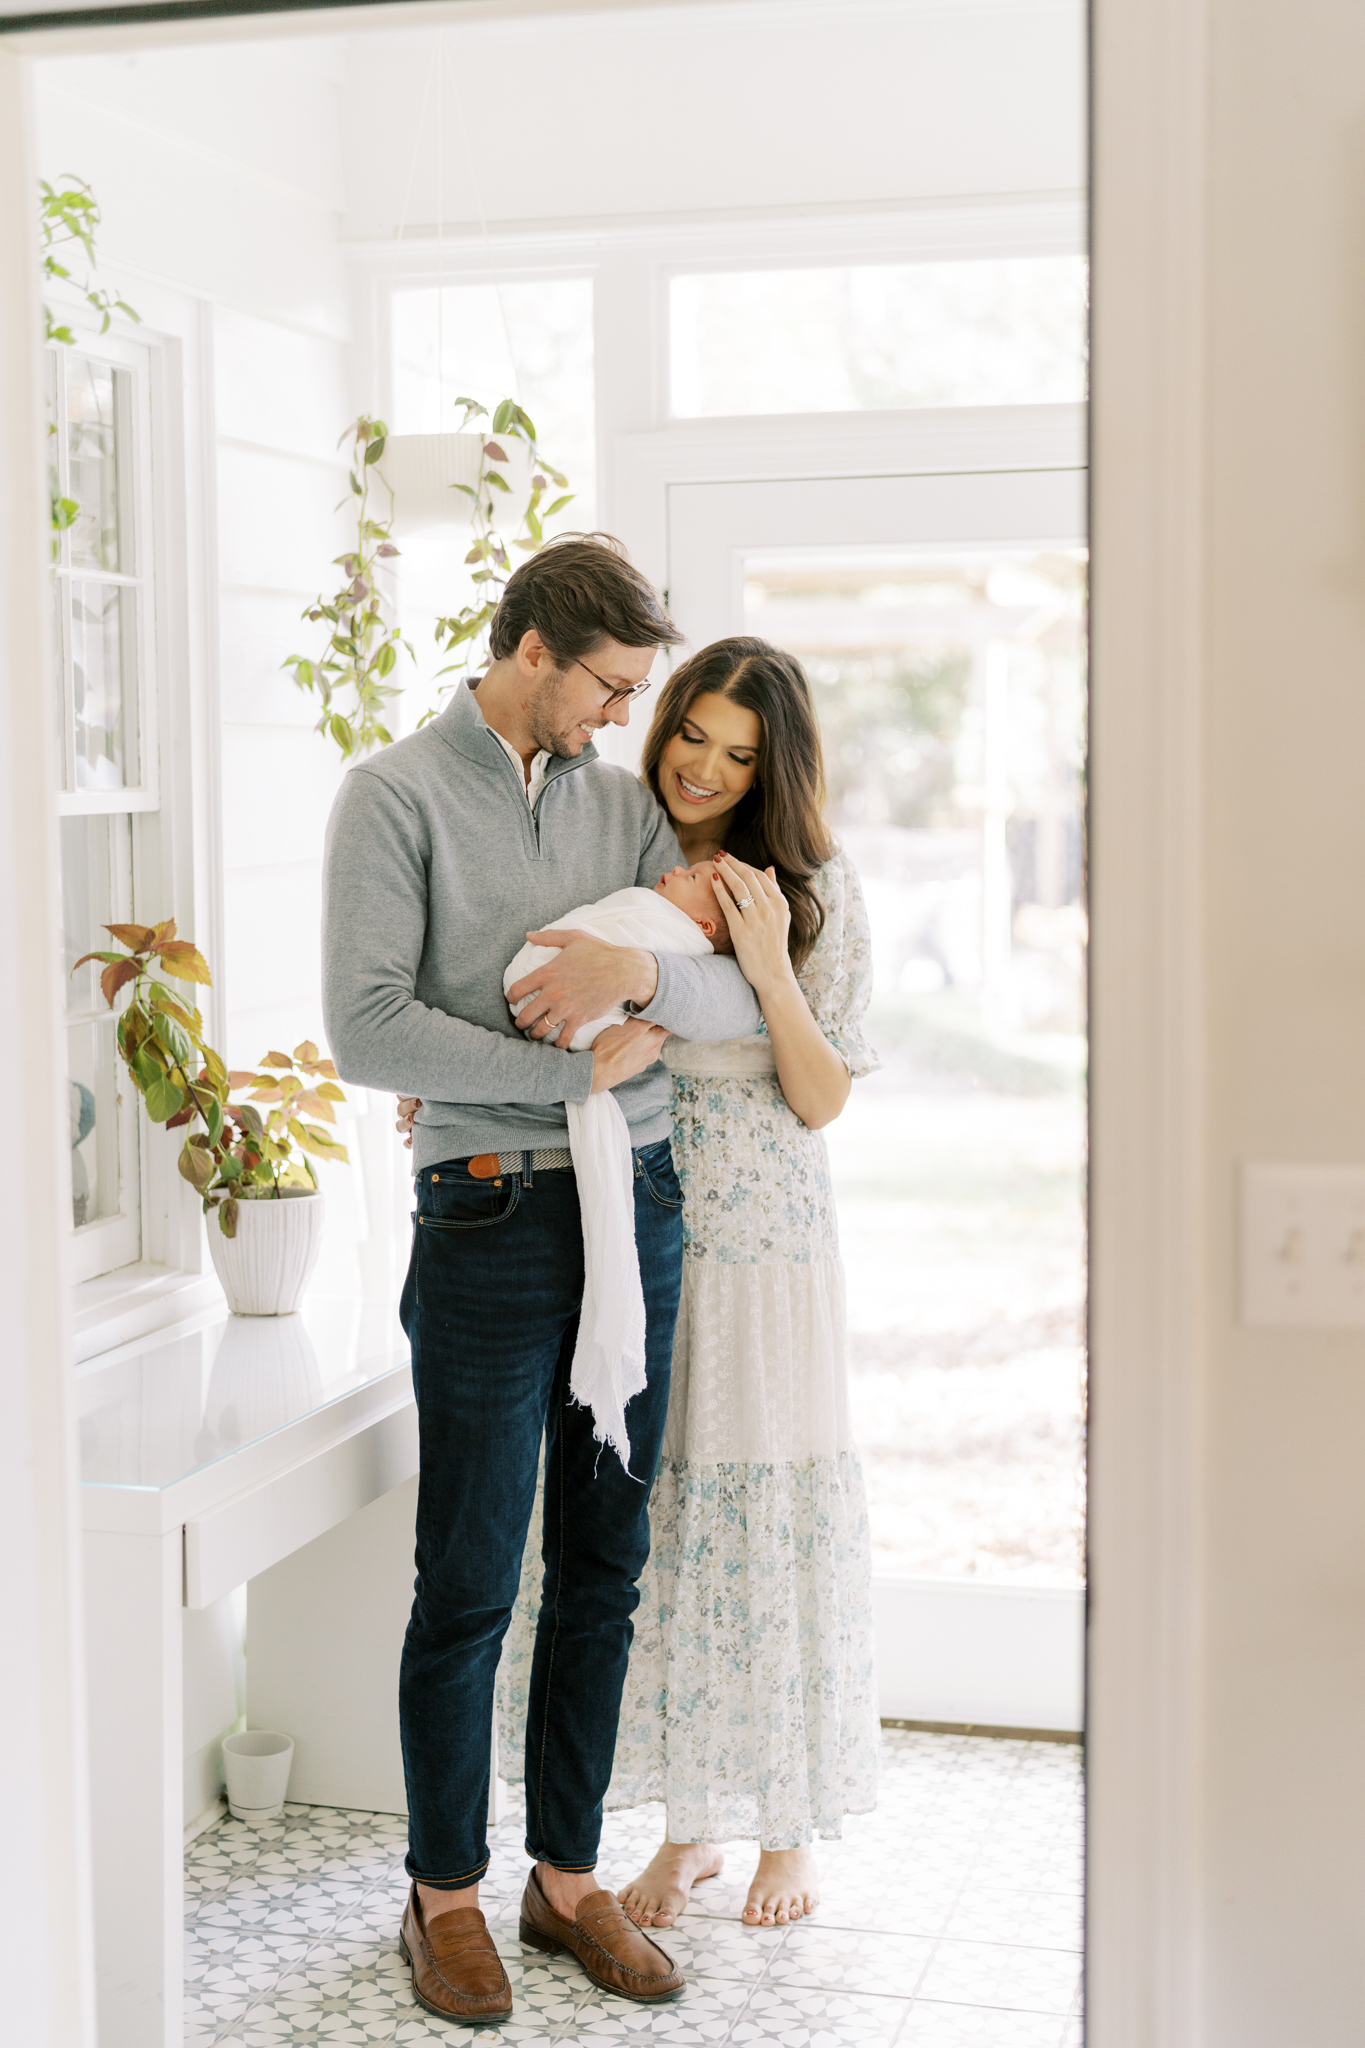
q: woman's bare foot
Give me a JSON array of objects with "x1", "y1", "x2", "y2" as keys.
[
  {"x1": 617, "y1": 1839, "x2": 725, "y2": 1928},
  {"x1": 742, "y1": 1846, "x2": 820, "y2": 1926}
]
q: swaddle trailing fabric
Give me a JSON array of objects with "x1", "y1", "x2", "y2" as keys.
[{"x1": 504, "y1": 888, "x2": 713, "y2": 1467}]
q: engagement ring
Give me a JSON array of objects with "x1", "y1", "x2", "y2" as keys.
[{"x1": 735, "y1": 894, "x2": 755, "y2": 908}]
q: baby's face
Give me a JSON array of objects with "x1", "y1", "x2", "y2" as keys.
[{"x1": 654, "y1": 862, "x2": 728, "y2": 945}]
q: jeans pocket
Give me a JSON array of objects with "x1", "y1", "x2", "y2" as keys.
[
  {"x1": 637, "y1": 1151, "x2": 683, "y2": 1211},
  {"x1": 419, "y1": 1181, "x2": 521, "y2": 1231}
]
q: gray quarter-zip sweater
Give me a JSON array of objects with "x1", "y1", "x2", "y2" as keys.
[{"x1": 321, "y1": 682, "x2": 763, "y2": 1174}]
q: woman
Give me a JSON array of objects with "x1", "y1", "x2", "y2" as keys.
[
  {"x1": 398, "y1": 637, "x2": 879, "y2": 1929},
  {"x1": 606, "y1": 638, "x2": 879, "y2": 1931}
]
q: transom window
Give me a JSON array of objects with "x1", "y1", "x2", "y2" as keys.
[{"x1": 669, "y1": 256, "x2": 1089, "y2": 418}]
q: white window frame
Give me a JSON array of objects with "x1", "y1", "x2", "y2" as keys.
[
  {"x1": 47, "y1": 286, "x2": 223, "y2": 1357},
  {"x1": 51, "y1": 330, "x2": 161, "y2": 817},
  {"x1": 348, "y1": 192, "x2": 1087, "y2": 497},
  {"x1": 52, "y1": 321, "x2": 161, "y2": 1284}
]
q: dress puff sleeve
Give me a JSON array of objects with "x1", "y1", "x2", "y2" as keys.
[{"x1": 796, "y1": 845, "x2": 881, "y2": 1080}]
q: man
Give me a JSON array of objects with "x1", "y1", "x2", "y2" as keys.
[{"x1": 321, "y1": 535, "x2": 763, "y2": 2026}]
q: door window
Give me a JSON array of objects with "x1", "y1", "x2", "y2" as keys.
[{"x1": 742, "y1": 542, "x2": 1087, "y2": 1585}]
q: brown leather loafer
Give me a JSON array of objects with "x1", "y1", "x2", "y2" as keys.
[
  {"x1": 398, "y1": 1884, "x2": 513, "y2": 2027},
  {"x1": 518, "y1": 1863, "x2": 685, "y2": 2003}
]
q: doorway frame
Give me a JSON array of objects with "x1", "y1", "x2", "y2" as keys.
[
  {"x1": 0, "y1": 2, "x2": 1209, "y2": 2043},
  {"x1": 612, "y1": 401, "x2": 1087, "y2": 593},
  {"x1": 1086, "y1": 0, "x2": 1208, "y2": 2039},
  {"x1": 662, "y1": 455, "x2": 1090, "y2": 1736}
]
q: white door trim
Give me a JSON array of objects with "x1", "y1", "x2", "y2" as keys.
[
  {"x1": 1086, "y1": 0, "x2": 1208, "y2": 2038},
  {"x1": 666, "y1": 463, "x2": 1087, "y2": 628},
  {"x1": 0, "y1": 1, "x2": 1212, "y2": 2035},
  {"x1": 0, "y1": 41, "x2": 98, "y2": 2048},
  {"x1": 611, "y1": 403, "x2": 1087, "y2": 596}
]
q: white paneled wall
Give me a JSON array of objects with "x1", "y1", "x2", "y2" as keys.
[{"x1": 38, "y1": 44, "x2": 351, "y2": 328}]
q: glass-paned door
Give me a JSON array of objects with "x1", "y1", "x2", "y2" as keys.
[
  {"x1": 667, "y1": 467, "x2": 1086, "y2": 1597},
  {"x1": 49, "y1": 332, "x2": 159, "y2": 1282}
]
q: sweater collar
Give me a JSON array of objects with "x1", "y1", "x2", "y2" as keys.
[{"x1": 430, "y1": 679, "x2": 599, "y2": 785}]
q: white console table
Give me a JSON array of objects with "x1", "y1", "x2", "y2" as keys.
[{"x1": 77, "y1": 1295, "x2": 425, "y2": 2048}]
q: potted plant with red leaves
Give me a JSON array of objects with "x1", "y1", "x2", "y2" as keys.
[
  {"x1": 72, "y1": 922, "x2": 348, "y2": 1314},
  {"x1": 195, "y1": 1044, "x2": 348, "y2": 1313}
]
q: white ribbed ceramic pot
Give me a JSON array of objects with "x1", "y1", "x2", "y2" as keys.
[
  {"x1": 207, "y1": 1191, "x2": 324, "y2": 1316},
  {"x1": 221, "y1": 1730, "x2": 294, "y2": 1822}
]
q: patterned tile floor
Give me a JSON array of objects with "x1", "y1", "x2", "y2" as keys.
[{"x1": 186, "y1": 1728, "x2": 1083, "y2": 2047}]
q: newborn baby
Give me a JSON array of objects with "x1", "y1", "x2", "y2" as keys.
[{"x1": 503, "y1": 862, "x2": 731, "y2": 1467}]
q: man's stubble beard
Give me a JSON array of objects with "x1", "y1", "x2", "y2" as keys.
[{"x1": 528, "y1": 670, "x2": 595, "y2": 759}]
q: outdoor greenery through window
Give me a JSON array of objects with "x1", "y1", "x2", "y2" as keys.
[
  {"x1": 744, "y1": 547, "x2": 1087, "y2": 1582},
  {"x1": 50, "y1": 333, "x2": 156, "y2": 1282},
  {"x1": 671, "y1": 256, "x2": 1089, "y2": 417}
]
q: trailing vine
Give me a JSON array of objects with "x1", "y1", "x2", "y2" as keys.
[
  {"x1": 427, "y1": 396, "x2": 573, "y2": 719},
  {"x1": 39, "y1": 176, "x2": 139, "y2": 554},
  {"x1": 287, "y1": 400, "x2": 573, "y2": 758},
  {"x1": 284, "y1": 416, "x2": 415, "y2": 760}
]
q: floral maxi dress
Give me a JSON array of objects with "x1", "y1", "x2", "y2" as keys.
[{"x1": 499, "y1": 847, "x2": 881, "y2": 1848}]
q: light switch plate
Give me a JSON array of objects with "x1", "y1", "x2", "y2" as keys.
[{"x1": 1241, "y1": 1163, "x2": 1365, "y2": 1328}]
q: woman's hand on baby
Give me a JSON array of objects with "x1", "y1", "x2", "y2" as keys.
[
  {"x1": 711, "y1": 853, "x2": 794, "y2": 995},
  {"x1": 508, "y1": 930, "x2": 659, "y2": 1046},
  {"x1": 395, "y1": 1096, "x2": 421, "y2": 1147},
  {"x1": 589, "y1": 1019, "x2": 669, "y2": 1093}
]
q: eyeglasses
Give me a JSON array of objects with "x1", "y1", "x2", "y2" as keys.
[{"x1": 575, "y1": 657, "x2": 653, "y2": 708}]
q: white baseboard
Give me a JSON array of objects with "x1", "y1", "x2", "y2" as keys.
[
  {"x1": 874, "y1": 1576, "x2": 1085, "y2": 1733},
  {"x1": 184, "y1": 1796, "x2": 228, "y2": 1846}
]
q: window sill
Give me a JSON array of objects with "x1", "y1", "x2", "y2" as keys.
[{"x1": 72, "y1": 1261, "x2": 224, "y2": 1365}]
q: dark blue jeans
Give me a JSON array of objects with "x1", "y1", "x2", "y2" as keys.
[{"x1": 397, "y1": 1138, "x2": 683, "y2": 1888}]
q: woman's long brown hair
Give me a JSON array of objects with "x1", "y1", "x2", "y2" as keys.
[{"x1": 641, "y1": 637, "x2": 835, "y2": 970}]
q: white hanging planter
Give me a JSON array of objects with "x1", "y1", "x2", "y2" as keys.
[
  {"x1": 206, "y1": 1190, "x2": 325, "y2": 1316},
  {"x1": 382, "y1": 432, "x2": 534, "y2": 535}
]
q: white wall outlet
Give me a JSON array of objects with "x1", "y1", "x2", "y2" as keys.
[{"x1": 1240, "y1": 1164, "x2": 1365, "y2": 1329}]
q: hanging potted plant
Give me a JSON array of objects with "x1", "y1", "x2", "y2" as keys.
[
  {"x1": 427, "y1": 396, "x2": 573, "y2": 712},
  {"x1": 285, "y1": 400, "x2": 572, "y2": 760},
  {"x1": 72, "y1": 922, "x2": 349, "y2": 1315}
]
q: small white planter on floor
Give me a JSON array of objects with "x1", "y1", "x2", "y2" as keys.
[{"x1": 207, "y1": 1190, "x2": 324, "y2": 1315}]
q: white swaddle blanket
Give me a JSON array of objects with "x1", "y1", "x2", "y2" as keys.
[{"x1": 504, "y1": 888, "x2": 713, "y2": 1469}]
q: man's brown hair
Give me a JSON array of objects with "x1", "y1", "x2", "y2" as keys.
[{"x1": 489, "y1": 532, "x2": 684, "y2": 665}]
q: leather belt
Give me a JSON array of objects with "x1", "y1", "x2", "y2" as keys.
[{"x1": 467, "y1": 1146, "x2": 573, "y2": 1179}]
